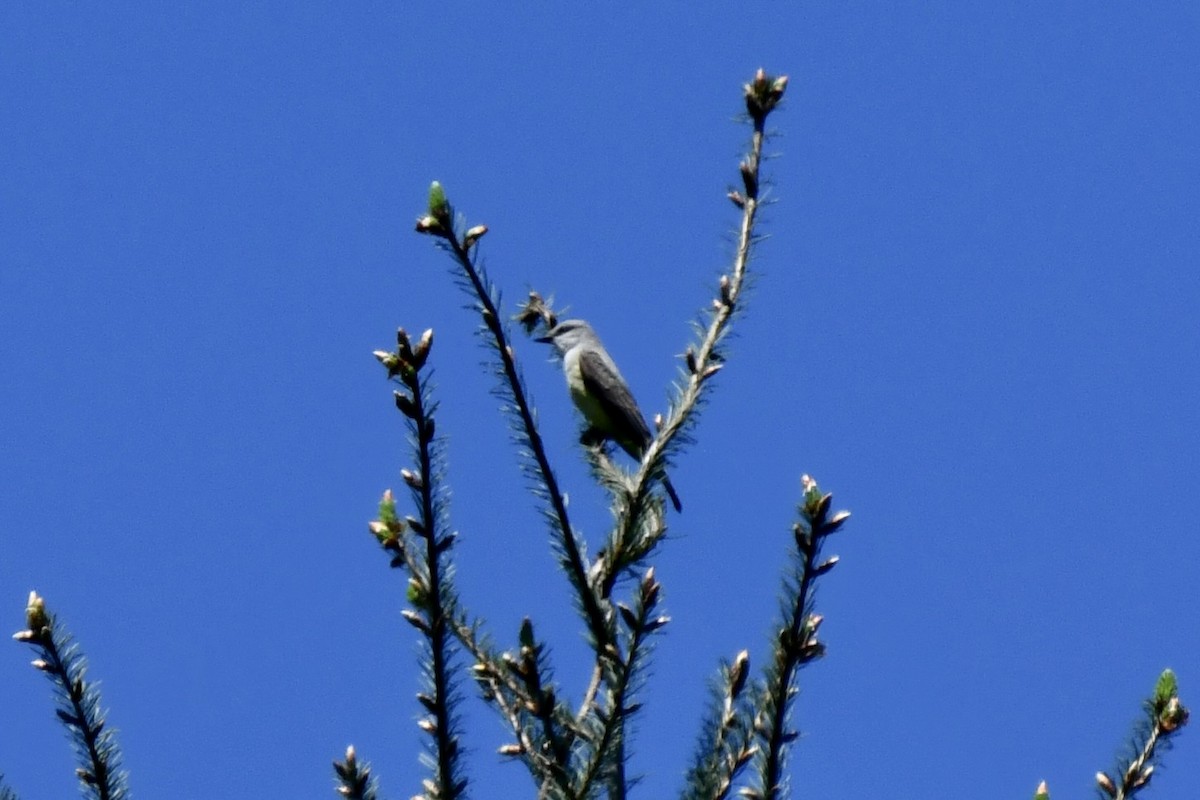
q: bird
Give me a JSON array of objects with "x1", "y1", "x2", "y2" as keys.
[{"x1": 537, "y1": 318, "x2": 682, "y2": 512}]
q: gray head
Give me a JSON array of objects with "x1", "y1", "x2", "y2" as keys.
[{"x1": 535, "y1": 318, "x2": 600, "y2": 356}]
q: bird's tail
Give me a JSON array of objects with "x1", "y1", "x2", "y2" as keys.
[{"x1": 662, "y1": 474, "x2": 683, "y2": 513}]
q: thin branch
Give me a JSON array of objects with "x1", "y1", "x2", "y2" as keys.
[
  {"x1": 752, "y1": 477, "x2": 849, "y2": 800},
  {"x1": 450, "y1": 613, "x2": 577, "y2": 799},
  {"x1": 681, "y1": 650, "x2": 757, "y2": 800},
  {"x1": 1097, "y1": 669, "x2": 1189, "y2": 800},
  {"x1": 333, "y1": 745, "x2": 380, "y2": 800},
  {"x1": 576, "y1": 664, "x2": 604, "y2": 728},
  {"x1": 602, "y1": 69, "x2": 790, "y2": 594},
  {"x1": 416, "y1": 196, "x2": 613, "y2": 655},
  {"x1": 371, "y1": 328, "x2": 467, "y2": 800},
  {"x1": 575, "y1": 569, "x2": 666, "y2": 800},
  {"x1": 12, "y1": 592, "x2": 129, "y2": 800}
]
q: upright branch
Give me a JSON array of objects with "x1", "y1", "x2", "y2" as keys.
[
  {"x1": 603, "y1": 69, "x2": 790, "y2": 590},
  {"x1": 682, "y1": 477, "x2": 847, "y2": 800},
  {"x1": 333, "y1": 745, "x2": 381, "y2": 800},
  {"x1": 369, "y1": 328, "x2": 467, "y2": 800},
  {"x1": 508, "y1": 618, "x2": 577, "y2": 798},
  {"x1": 12, "y1": 591, "x2": 129, "y2": 800},
  {"x1": 750, "y1": 476, "x2": 849, "y2": 800},
  {"x1": 574, "y1": 568, "x2": 669, "y2": 800},
  {"x1": 415, "y1": 186, "x2": 612, "y2": 653},
  {"x1": 682, "y1": 650, "x2": 757, "y2": 800},
  {"x1": 454, "y1": 615, "x2": 578, "y2": 796},
  {"x1": 1095, "y1": 669, "x2": 1189, "y2": 800},
  {"x1": 510, "y1": 69, "x2": 794, "y2": 797}
]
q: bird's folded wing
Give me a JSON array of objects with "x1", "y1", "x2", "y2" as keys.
[{"x1": 579, "y1": 349, "x2": 652, "y2": 454}]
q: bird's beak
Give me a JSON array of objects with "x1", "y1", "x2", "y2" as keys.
[{"x1": 535, "y1": 335, "x2": 553, "y2": 344}]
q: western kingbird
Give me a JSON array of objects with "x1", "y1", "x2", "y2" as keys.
[{"x1": 537, "y1": 319, "x2": 682, "y2": 512}]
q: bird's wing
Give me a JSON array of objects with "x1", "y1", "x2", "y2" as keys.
[{"x1": 578, "y1": 349, "x2": 652, "y2": 457}]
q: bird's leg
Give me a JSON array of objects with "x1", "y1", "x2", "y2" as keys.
[
  {"x1": 581, "y1": 428, "x2": 621, "y2": 484},
  {"x1": 580, "y1": 427, "x2": 609, "y2": 451}
]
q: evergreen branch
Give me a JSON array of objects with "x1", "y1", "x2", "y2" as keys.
[
  {"x1": 511, "y1": 72, "x2": 793, "y2": 795},
  {"x1": 333, "y1": 745, "x2": 380, "y2": 800},
  {"x1": 12, "y1": 592, "x2": 130, "y2": 800},
  {"x1": 451, "y1": 610, "x2": 589, "y2": 800},
  {"x1": 415, "y1": 190, "x2": 613, "y2": 656},
  {"x1": 602, "y1": 69, "x2": 790, "y2": 593},
  {"x1": 0, "y1": 774, "x2": 20, "y2": 800},
  {"x1": 750, "y1": 476, "x2": 850, "y2": 800},
  {"x1": 575, "y1": 568, "x2": 667, "y2": 800},
  {"x1": 1095, "y1": 669, "x2": 1189, "y2": 800},
  {"x1": 681, "y1": 650, "x2": 757, "y2": 800},
  {"x1": 372, "y1": 328, "x2": 467, "y2": 800},
  {"x1": 507, "y1": 618, "x2": 577, "y2": 799},
  {"x1": 463, "y1": 638, "x2": 541, "y2": 755}
]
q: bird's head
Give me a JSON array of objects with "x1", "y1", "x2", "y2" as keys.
[{"x1": 535, "y1": 319, "x2": 597, "y2": 355}]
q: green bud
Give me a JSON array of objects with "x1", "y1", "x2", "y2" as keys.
[
  {"x1": 406, "y1": 577, "x2": 427, "y2": 607},
  {"x1": 428, "y1": 181, "x2": 450, "y2": 223},
  {"x1": 1155, "y1": 668, "x2": 1178, "y2": 705},
  {"x1": 377, "y1": 489, "x2": 399, "y2": 527}
]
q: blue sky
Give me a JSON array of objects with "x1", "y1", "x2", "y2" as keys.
[{"x1": 3, "y1": 4, "x2": 1198, "y2": 798}]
